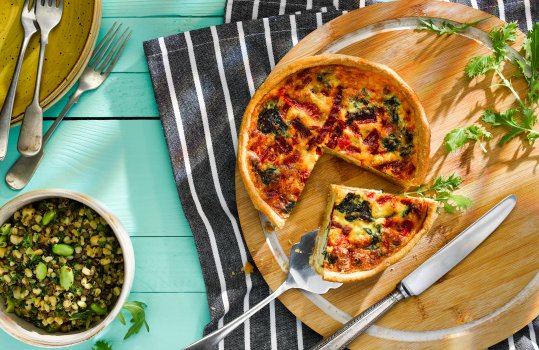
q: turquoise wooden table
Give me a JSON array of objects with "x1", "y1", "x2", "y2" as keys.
[{"x1": 0, "y1": 1, "x2": 227, "y2": 348}]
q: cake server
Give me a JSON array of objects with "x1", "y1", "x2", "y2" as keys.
[
  {"x1": 310, "y1": 194, "x2": 517, "y2": 350},
  {"x1": 182, "y1": 229, "x2": 342, "y2": 350}
]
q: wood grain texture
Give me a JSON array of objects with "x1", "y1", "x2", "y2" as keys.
[
  {"x1": 44, "y1": 73, "x2": 159, "y2": 118},
  {"x1": 0, "y1": 0, "x2": 216, "y2": 348},
  {"x1": 102, "y1": 0, "x2": 226, "y2": 18},
  {"x1": 132, "y1": 237, "x2": 205, "y2": 293},
  {"x1": 0, "y1": 292, "x2": 210, "y2": 350},
  {"x1": 236, "y1": 1, "x2": 539, "y2": 349},
  {"x1": 0, "y1": 0, "x2": 101, "y2": 124},
  {"x1": 0, "y1": 120, "x2": 191, "y2": 238}
]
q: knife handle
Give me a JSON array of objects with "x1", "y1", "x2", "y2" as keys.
[{"x1": 310, "y1": 288, "x2": 406, "y2": 350}]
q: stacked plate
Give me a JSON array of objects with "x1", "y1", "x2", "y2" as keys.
[{"x1": 0, "y1": 0, "x2": 101, "y2": 125}]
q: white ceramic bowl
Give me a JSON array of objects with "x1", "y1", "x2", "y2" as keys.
[{"x1": 0, "y1": 190, "x2": 135, "y2": 348}]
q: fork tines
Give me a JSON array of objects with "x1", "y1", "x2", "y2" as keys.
[{"x1": 89, "y1": 22, "x2": 132, "y2": 75}]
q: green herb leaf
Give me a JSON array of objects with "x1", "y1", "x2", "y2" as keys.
[
  {"x1": 405, "y1": 174, "x2": 473, "y2": 213},
  {"x1": 489, "y1": 22, "x2": 518, "y2": 62},
  {"x1": 92, "y1": 340, "x2": 113, "y2": 350},
  {"x1": 482, "y1": 108, "x2": 539, "y2": 144},
  {"x1": 418, "y1": 17, "x2": 490, "y2": 36},
  {"x1": 443, "y1": 125, "x2": 492, "y2": 152},
  {"x1": 118, "y1": 301, "x2": 150, "y2": 340},
  {"x1": 465, "y1": 55, "x2": 497, "y2": 78}
]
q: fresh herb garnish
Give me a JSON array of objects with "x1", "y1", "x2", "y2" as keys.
[
  {"x1": 421, "y1": 19, "x2": 539, "y2": 150},
  {"x1": 482, "y1": 108, "x2": 539, "y2": 144},
  {"x1": 418, "y1": 17, "x2": 491, "y2": 36},
  {"x1": 405, "y1": 174, "x2": 473, "y2": 213},
  {"x1": 443, "y1": 124, "x2": 492, "y2": 152},
  {"x1": 118, "y1": 301, "x2": 150, "y2": 340},
  {"x1": 92, "y1": 340, "x2": 113, "y2": 350}
]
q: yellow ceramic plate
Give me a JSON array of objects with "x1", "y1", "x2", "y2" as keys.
[{"x1": 0, "y1": 0, "x2": 101, "y2": 125}]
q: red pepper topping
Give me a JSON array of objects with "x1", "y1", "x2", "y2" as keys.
[
  {"x1": 400, "y1": 220, "x2": 414, "y2": 236},
  {"x1": 376, "y1": 194, "x2": 394, "y2": 204},
  {"x1": 281, "y1": 94, "x2": 321, "y2": 119},
  {"x1": 363, "y1": 129, "x2": 379, "y2": 153},
  {"x1": 274, "y1": 136, "x2": 292, "y2": 154},
  {"x1": 291, "y1": 118, "x2": 312, "y2": 138},
  {"x1": 282, "y1": 152, "x2": 300, "y2": 166}
]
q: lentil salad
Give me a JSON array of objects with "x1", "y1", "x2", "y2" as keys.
[{"x1": 0, "y1": 198, "x2": 125, "y2": 332}]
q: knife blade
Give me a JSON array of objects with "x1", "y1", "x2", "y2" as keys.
[
  {"x1": 401, "y1": 194, "x2": 517, "y2": 296},
  {"x1": 310, "y1": 194, "x2": 517, "y2": 350}
]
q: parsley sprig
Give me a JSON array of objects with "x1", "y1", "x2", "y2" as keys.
[
  {"x1": 405, "y1": 174, "x2": 473, "y2": 213},
  {"x1": 92, "y1": 340, "x2": 113, "y2": 350},
  {"x1": 118, "y1": 301, "x2": 150, "y2": 340},
  {"x1": 418, "y1": 17, "x2": 490, "y2": 36},
  {"x1": 444, "y1": 125, "x2": 492, "y2": 152},
  {"x1": 419, "y1": 19, "x2": 539, "y2": 151}
]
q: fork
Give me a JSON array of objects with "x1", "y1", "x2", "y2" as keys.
[
  {"x1": 18, "y1": 0, "x2": 64, "y2": 157},
  {"x1": 5, "y1": 23, "x2": 132, "y2": 190},
  {"x1": 0, "y1": 0, "x2": 39, "y2": 161}
]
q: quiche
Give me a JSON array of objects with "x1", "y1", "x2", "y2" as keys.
[
  {"x1": 311, "y1": 185, "x2": 438, "y2": 282},
  {"x1": 238, "y1": 54, "x2": 430, "y2": 228}
]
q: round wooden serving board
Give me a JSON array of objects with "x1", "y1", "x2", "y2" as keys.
[
  {"x1": 0, "y1": 0, "x2": 101, "y2": 125},
  {"x1": 236, "y1": 1, "x2": 539, "y2": 349}
]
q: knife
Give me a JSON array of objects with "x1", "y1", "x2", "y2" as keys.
[{"x1": 310, "y1": 194, "x2": 517, "y2": 350}]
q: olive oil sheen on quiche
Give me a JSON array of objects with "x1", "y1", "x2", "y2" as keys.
[{"x1": 238, "y1": 55, "x2": 430, "y2": 228}]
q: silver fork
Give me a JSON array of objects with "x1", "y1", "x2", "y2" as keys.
[
  {"x1": 18, "y1": 0, "x2": 64, "y2": 157},
  {"x1": 0, "y1": 0, "x2": 39, "y2": 161},
  {"x1": 6, "y1": 23, "x2": 132, "y2": 190},
  {"x1": 183, "y1": 230, "x2": 342, "y2": 350}
]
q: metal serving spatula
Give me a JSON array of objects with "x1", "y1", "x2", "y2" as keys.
[
  {"x1": 182, "y1": 230, "x2": 342, "y2": 350},
  {"x1": 311, "y1": 194, "x2": 517, "y2": 350}
]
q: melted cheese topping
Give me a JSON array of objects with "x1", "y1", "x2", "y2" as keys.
[
  {"x1": 323, "y1": 187, "x2": 430, "y2": 273},
  {"x1": 246, "y1": 65, "x2": 420, "y2": 218}
]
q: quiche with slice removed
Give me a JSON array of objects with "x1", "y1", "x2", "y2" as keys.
[
  {"x1": 311, "y1": 185, "x2": 438, "y2": 282},
  {"x1": 238, "y1": 54, "x2": 430, "y2": 229}
]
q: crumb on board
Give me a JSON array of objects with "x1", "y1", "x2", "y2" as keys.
[
  {"x1": 288, "y1": 239, "x2": 293, "y2": 246},
  {"x1": 264, "y1": 222, "x2": 275, "y2": 232},
  {"x1": 242, "y1": 261, "x2": 254, "y2": 274}
]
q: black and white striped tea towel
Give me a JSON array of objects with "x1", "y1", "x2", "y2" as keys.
[{"x1": 143, "y1": 1, "x2": 539, "y2": 349}]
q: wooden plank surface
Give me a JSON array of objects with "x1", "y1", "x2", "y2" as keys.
[
  {"x1": 102, "y1": 0, "x2": 225, "y2": 18},
  {"x1": 132, "y1": 237, "x2": 206, "y2": 293},
  {"x1": 1, "y1": 0, "x2": 226, "y2": 345},
  {"x1": 236, "y1": 1, "x2": 539, "y2": 349},
  {"x1": 0, "y1": 121, "x2": 191, "y2": 237},
  {"x1": 44, "y1": 74, "x2": 159, "y2": 118}
]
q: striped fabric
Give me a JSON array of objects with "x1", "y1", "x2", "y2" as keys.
[{"x1": 143, "y1": 1, "x2": 538, "y2": 349}]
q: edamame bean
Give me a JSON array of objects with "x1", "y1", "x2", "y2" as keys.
[
  {"x1": 52, "y1": 244, "x2": 74, "y2": 256},
  {"x1": 0, "y1": 223, "x2": 10, "y2": 236},
  {"x1": 42, "y1": 210, "x2": 57, "y2": 226},
  {"x1": 5, "y1": 298, "x2": 14, "y2": 313},
  {"x1": 59, "y1": 266, "x2": 74, "y2": 290},
  {"x1": 90, "y1": 303, "x2": 107, "y2": 315},
  {"x1": 36, "y1": 262, "x2": 47, "y2": 281}
]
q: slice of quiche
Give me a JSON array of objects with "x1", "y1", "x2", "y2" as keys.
[
  {"x1": 311, "y1": 185, "x2": 438, "y2": 282},
  {"x1": 238, "y1": 54, "x2": 430, "y2": 228}
]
